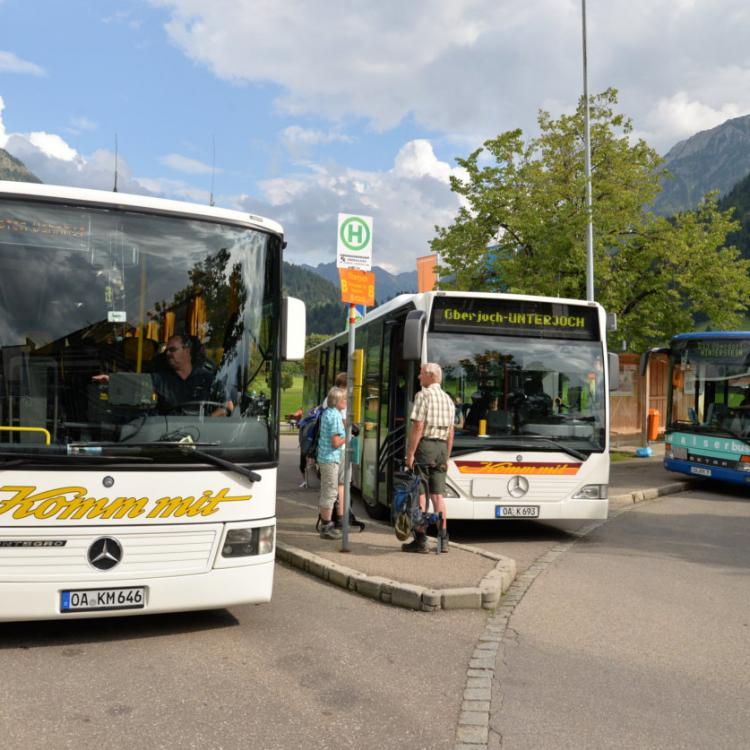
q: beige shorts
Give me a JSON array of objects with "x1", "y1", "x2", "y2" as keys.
[{"x1": 318, "y1": 462, "x2": 340, "y2": 509}]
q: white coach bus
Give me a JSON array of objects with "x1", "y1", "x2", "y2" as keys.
[
  {"x1": 304, "y1": 292, "x2": 618, "y2": 523},
  {"x1": 0, "y1": 181, "x2": 304, "y2": 620}
]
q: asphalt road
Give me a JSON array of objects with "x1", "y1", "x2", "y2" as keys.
[
  {"x1": 5, "y1": 440, "x2": 745, "y2": 750},
  {"x1": 490, "y1": 486, "x2": 750, "y2": 750},
  {"x1": 0, "y1": 565, "x2": 483, "y2": 750}
]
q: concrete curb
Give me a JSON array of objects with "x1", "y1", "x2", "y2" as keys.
[
  {"x1": 609, "y1": 480, "x2": 694, "y2": 507},
  {"x1": 276, "y1": 540, "x2": 517, "y2": 612}
]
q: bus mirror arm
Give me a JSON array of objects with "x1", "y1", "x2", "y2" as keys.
[
  {"x1": 639, "y1": 347, "x2": 669, "y2": 377},
  {"x1": 608, "y1": 352, "x2": 620, "y2": 392},
  {"x1": 403, "y1": 310, "x2": 425, "y2": 361}
]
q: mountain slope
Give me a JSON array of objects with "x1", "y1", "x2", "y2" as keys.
[
  {"x1": 282, "y1": 261, "x2": 346, "y2": 335},
  {"x1": 718, "y1": 170, "x2": 750, "y2": 260},
  {"x1": 654, "y1": 114, "x2": 750, "y2": 215},
  {"x1": 0, "y1": 148, "x2": 42, "y2": 183}
]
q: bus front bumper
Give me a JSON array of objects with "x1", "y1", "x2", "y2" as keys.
[
  {"x1": 445, "y1": 496, "x2": 609, "y2": 521},
  {"x1": 0, "y1": 561, "x2": 274, "y2": 622}
]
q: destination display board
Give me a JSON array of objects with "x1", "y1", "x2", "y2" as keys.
[
  {"x1": 681, "y1": 338, "x2": 750, "y2": 365},
  {"x1": 429, "y1": 297, "x2": 599, "y2": 340}
]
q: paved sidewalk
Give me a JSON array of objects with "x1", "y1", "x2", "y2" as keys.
[{"x1": 275, "y1": 439, "x2": 692, "y2": 612}]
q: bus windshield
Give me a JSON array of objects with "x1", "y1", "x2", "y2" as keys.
[
  {"x1": 0, "y1": 198, "x2": 280, "y2": 464},
  {"x1": 427, "y1": 334, "x2": 606, "y2": 453},
  {"x1": 669, "y1": 338, "x2": 750, "y2": 437}
]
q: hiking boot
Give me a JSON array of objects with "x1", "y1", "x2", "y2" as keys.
[
  {"x1": 319, "y1": 522, "x2": 342, "y2": 540},
  {"x1": 401, "y1": 535, "x2": 428, "y2": 554},
  {"x1": 437, "y1": 530, "x2": 449, "y2": 553}
]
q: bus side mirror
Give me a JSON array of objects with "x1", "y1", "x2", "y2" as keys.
[
  {"x1": 608, "y1": 352, "x2": 620, "y2": 392},
  {"x1": 282, "y1": 296, "x2": 306, "y2": 360},
  {"x1": 402, "y1": 310, "x2": 425, "y2": 361}
]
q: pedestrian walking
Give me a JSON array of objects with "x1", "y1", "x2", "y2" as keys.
[{"x1": 403, "y1": 362, "x2": 455, "y2": 553}]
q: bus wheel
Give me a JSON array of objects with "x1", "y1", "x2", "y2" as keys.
[{"x1": 362, "y1": 494, "x2": 389, "y2": 520}]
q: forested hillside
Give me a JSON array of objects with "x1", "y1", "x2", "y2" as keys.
[
  {"x1": 719, "y1": 171, "x2": 750, "y2": 260},
  {"x1": 282, "y1": 261, "x2": 346, "y2": 335},
  {"x1": 654, "y1": 114, "x2": 750, "y2": 215}
]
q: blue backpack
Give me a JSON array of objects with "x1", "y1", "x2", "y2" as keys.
[{"x1": 298, "y1": 406, "x2": 324, "y2": 459}]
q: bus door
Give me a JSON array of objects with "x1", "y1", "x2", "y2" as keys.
[{"x1": 377, "y1": 317, "x2": 410, "y2": 508}]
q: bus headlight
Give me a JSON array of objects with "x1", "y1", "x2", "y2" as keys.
[
  {"x1": 443, "y1": 482, "x2": 460, "y2": 498},
  {"x1": 222, "y1": 526, "x2": 275, "y2": 557},
  {"x1": 572, "y1": 484, "x2": 608, "y2": 500}
]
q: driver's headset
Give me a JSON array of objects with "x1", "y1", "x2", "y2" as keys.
[{"x1": 177, "y1": 335, "x2": 204, "y2": 365}]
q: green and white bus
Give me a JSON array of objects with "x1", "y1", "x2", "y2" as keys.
[
  {"x1": 304, "y1": 291, "x2": 618, "y2": 523},
  {"x1": 657, "y1": 331, "x2": 750, "y2": 485}
]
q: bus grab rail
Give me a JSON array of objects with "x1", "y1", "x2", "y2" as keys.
[{"x1": 0, "y1": 426, "x2": 52, "y2": 445}]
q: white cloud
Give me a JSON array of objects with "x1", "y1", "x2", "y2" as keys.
[
  {"x1": 393, "y1": 139, "x2": 463, "y2": 184},
  {"x1": 155, "y1": 0, "x2": 750, "y2": 152},
  {"x1": 2, "y1": 87, "x2": 467, "y2": 270},
  {"x1": 0, "y1": 95, "x2": 145, "y2": 193},
  {"x1": 646, "y1": 92, "x2": 743, "y2": 143},
  {"x1": 0, "y1": 50, "x2": 45, "y2": 76},
  {"x1": 280, "y1": 125, "x2": 353, "y2": 159},
  {"x1": 241, "y1": 139, "x2": 464, "y2": 271},
  {"x1": 159, "y1": 152, "x2": 218, "y2": 174},
  {"x1": 26, "y1": 132, "x2": 78, "y2": 162},
  {"x1": 68, "y1": 115, "x2": 98, "y2": 134},
  {"x1": 136, "y1": 176, "x2": 210, "y2": 203}
]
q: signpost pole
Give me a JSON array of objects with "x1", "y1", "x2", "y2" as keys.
[
  {"x1": 336, "y1": 212, "x2": 374, "y2": 554},
  {"x1": 341, "y1": 303, "x2": 356, "y2": 553}
]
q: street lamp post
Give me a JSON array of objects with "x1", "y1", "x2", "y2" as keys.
[{"x1": 582, "y1": 0, "x2": 595, "y2": 302}]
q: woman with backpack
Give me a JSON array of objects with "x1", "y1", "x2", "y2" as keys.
[{"x1": 316, "y1": 385, "x2": 347, "y2": 540}]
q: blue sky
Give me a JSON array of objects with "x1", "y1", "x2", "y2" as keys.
[{"x1": 2, "y1": 0, "x2": 750, "y2": 271}]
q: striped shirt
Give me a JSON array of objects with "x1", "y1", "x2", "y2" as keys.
[{"x1": 410, "y1": 382, "x2": 455, "y2": 440}]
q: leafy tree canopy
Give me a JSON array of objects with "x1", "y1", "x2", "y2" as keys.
[{"x1": 432, "y1": 88, "x2": 750, "y2": 351}]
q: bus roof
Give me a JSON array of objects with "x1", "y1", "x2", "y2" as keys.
[
  {"x1": 672, "y1": 331, "x2": 750, "y2": 342},
  {"x1": 0, "y1": 180, "x2": 283, "y2": 236}
]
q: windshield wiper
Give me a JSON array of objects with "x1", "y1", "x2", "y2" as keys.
[
  {"x1": 174, "y1": 446, "x2": 262, "y2": 483},
  {"x1": 69, "y1": 443, "x2": 262, "y2": 483},
  {"x1": 514, "y1": 436, "x2": 588, "y2": 461},
  {"x1": 451, "y1": 434, "x2": 589, "y2": 461}
]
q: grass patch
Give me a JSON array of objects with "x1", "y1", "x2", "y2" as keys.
[
  {"x1": 280, "y1": 375, "x2": 304, "y2": 421},
  {"x1": 610, "y1": 450, "x2": 636, "y2": 462}
]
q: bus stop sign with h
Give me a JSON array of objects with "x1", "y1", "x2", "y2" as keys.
[{"x1": 336, "y1": 213, "x2": 374, "y2": 552}]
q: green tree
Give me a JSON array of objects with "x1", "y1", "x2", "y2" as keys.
[
  {"x1": 280, "y1": 369, "x2": 294, "y2": 391},
  {"x1": 432, "y1": 88, "x2": 750, "y2": 351}
]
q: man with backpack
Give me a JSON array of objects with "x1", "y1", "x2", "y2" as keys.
[{"x1": 403, "y1": 362, "x2": 455, "y2": 553}]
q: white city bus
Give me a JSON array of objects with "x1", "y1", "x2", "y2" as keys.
[
  {"x1": 304, "y1": 292, "x2": 617, "y2": 523},
  {"x1": 0, "y1": 181, "x2": 305, "y2": 620}
]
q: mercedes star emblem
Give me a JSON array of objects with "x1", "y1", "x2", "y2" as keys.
[
  {"x1": 87, "y1": 537, "x2": 123, "y2": 570},
  {"x1": 507, "y1": 475, "x2": 530, "y2": 498}
]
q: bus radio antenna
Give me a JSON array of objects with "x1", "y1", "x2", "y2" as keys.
[
  {"x1": 113, "y1": 133, "x2": 119, "y2": 193},
  {"x1": 209, "y1": 135, "x2": 216, "y2": 207}
]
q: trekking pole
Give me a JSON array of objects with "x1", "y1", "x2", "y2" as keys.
[{"x1": 436, "y1": 511, "x2": 444, "y2": 554}]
